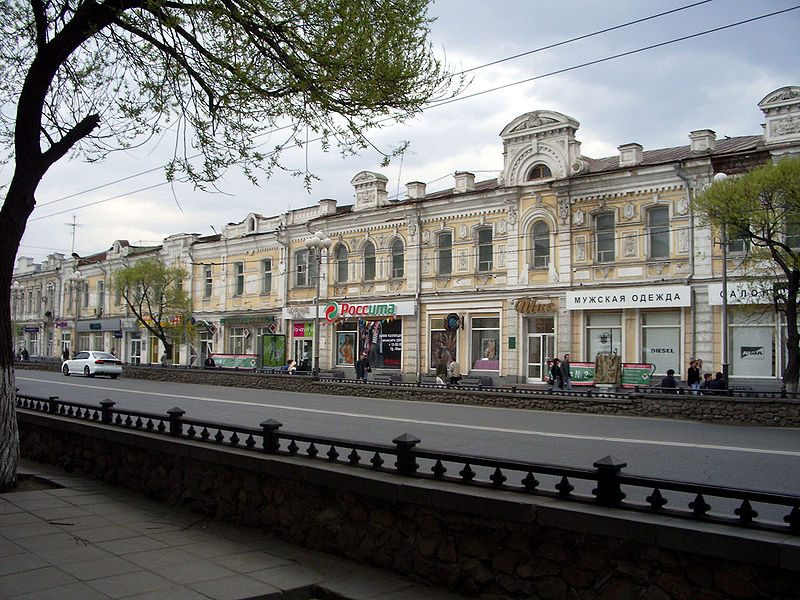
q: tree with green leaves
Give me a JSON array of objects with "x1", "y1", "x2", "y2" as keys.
[
  {"x1": 693, "y1": 157, "x2": 800, "y2": 392},
  {"x1": 0, "y1": 0, "x2": 453, "y2": 489},
  {"x1": 115, "y1": 258, "x2": 192, "y2": 360}
]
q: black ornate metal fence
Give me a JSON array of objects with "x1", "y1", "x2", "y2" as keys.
[{"x1": 16, "y1": 393, "x2": 800, "y2": 536}]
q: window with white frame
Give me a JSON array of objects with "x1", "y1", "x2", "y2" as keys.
[
  {"x1": 363, "y1": 242, "x2": 376, "y2": 281},
  {"x1": 477, "y1": 228, "x2": 493, "y2": 271},
  {"x1": 233, "y1": 262, "x2": 244, "y2": 295},
  {"x1": 640, "y1": 311, "x2": 681, "y2": 375},
  {"x1": 437, "y1": 232, "x2": 452, "y2": 275},
  {"x1": 335, "y1": 245, "x2": 348, "y2": 283},
  {"x1": 82, "y1": 281, "x2": 89, "y2": 308},
  {"x1": 648, "y1": 206, "x2": 670, "y2": 259},
  {"x1": 204, "y1": 267, "x2": 213, "y2": 298},
  {"x1": 527, "y1": 163, "x2": 551, "y2": 180},
  {"x1": 97, "y1": 280, "x2": 105, "y2": 310},
  {"x1": 471, "y1": 317, "x2": 500, "y2": 370},
  {"x1": 228, "y1": 326, "x2": 248, "y2": 354},
  {"x1": 586, "y1": 313, "x2": 622, "y2": 357},
  {"x1": 261, "y1": 259, "x2": 272, "y2": 294},
  {"x1": 531, "y1": 221, "x2": 550, "y2": 268},
  {"x1": 295, "y1": 250, "x2": 316, "y2": 287},
  {"x1": 391, "y1": 239, "x2": 404, "y2": 278},
  {"x1": 596, "y1": 213, "x2": 615, "y2": 263}
]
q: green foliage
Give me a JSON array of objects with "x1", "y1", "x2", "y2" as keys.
[
  {"x1": 115, "y1": 258, "x2": 193, "y2": 350},
  {"x1": 0, "y1": 0, "x2": 454, "y2": 185}
]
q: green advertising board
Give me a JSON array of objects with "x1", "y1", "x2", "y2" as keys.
[
  {"x1": 261, "y1": 335, "x2": 286, "y2": 368},
  {"x1": 569, "y1": 362, "x2": 595, "y2": 385},
  {"x1": 621, "y1": 363, "x2": 654, "y2": 388},
  {"x1": 212, "y1": 354, "x2": 258, "y2": 369}
]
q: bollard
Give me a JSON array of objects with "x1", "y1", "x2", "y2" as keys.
[
  {"x1": 167, "y1": 407, "x2": 186, "y2": 436},
  {"x1": 99, "y1": 399, "x2": 115, "y2": 424},
  {"x1": 393, "y1": 433, "x2": 420, "y2": 475},
  {"x1": 592, "y1": 455, "x2": 627, "y2": 507},
  {"x1": 260, "y1": 419, "x2": 282, "y2": 453}
]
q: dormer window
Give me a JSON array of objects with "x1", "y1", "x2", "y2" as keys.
[
  {"x1": 526, "y1": 164, "x2": 551, "y2": 181},
  {"x1": 246, "y1": 216, "x2": 256, "y2": 233}
]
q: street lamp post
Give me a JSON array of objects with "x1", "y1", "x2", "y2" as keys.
[
  {"x1": 305, "y1": 231, "x2": 332, "y2": 376},
  {"x1": 11, "y1": 280, "x2": 22, "y2": 350},
  {"x1": 713, "y1": 172, "x2": 730, "y2": 389}
]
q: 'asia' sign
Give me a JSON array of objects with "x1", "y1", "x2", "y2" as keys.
[{"x1": 566, "y1": 286, "x2": 691, "y2": 310}]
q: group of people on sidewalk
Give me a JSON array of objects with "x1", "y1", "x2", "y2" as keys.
[
  {"x1": 660, "y1": 358, "x2": 726, "y2": 393},
  {"x1": 549, "y1": 354, "x2": 573, "y2": 390}
]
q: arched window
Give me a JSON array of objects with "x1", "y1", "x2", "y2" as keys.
[
  {"x1": 437, "y1": 233, "x2": 452, "y2": 275},
  {"x1": 363, "y1": 242, "x2": 376, "y2": 281},
  {"x1": 335, "y1": 245, "x2": 348, "y2": 283},
  {"x1": 526, "y1": 164, "x2": 552, "y2": 181},
  {"x1": 246, "y1": 216, "x2": 256, "y2": 233},
  {"x1": 531, "y1": 221, "x2": 550, "y2": 268},
  {"x1": 391, "y1": 239, "x2": 404, "y2": 278}
]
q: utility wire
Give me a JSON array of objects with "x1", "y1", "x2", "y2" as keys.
[{"x1": 30, "y1": 0, "x2": 729, "y2": 215}]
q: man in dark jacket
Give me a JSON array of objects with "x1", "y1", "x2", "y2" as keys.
[
  {"x1": 660, "y1": 369, "x2": 678, "y2": 392},
  {"x1": 354, "y1": 353, "x2": 371, "y2": 381},
  {"x1": 707, "y1": 372, "x2": 726, "y2": 392},
  {"x1": 550, "y1": 358, "x2": 563, "y2": 390}
]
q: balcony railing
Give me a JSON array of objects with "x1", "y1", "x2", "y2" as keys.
[{"x1": 17, "y1": 393, "x2": 800, "y2": 536}]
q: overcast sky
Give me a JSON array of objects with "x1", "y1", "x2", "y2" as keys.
[{"x1": 12, "y1": 0, "x2": 800, "y2": 264}]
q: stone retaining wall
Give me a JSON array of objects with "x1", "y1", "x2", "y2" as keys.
[
  {"x1": 15, "y1": 362, "x2": 800, "y2": 426},
  {"x1": 18, "y1": 412, "x2": 799, "y2": 599}
]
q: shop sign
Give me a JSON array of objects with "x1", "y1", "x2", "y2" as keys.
[
  {"x1": 221, "y1": 316, "x2": 275, "y2": 325},
  {"x1": 24, "y1": 326, "x2": 39, "y2": 333},
  {"x1": 114, "y1": 331, "x2": 123, "y2": 339},
  {"x1": 121, "y1": 319, "x2": 139, "y2": 331},
  {"x1": 514, "y1": 298, "x2": 558, "y2": 313},
  {"x1": 620, "y1": 363, "x2": 655, "y2": 388},
  {"x1": 568, "y1": 362, "x2": 595, "y2": 385},
  {"x1": 143, "y1": 314, "x2": 183, "y2": 326},
  {"x1": 293, "y1": 323, "x2": 314, "y2": 338},
  {"x1": 707, "y1": 283, "x2": 774, "y2": 305},
  {"x1": 324, "y1": 301, "x2": 396, "y2": 322},
  {"x1": 212, "y1": 354, "x2": 258, "y2": 369},
  {"x1": 55, "y1": 321, "x2": 70, "y2": 328},
  {"x1": 89, "y1": 322, "x2": 102, "y2": 330},
  {"x1": 566, "y1": 285, "x2": 690, "y2": 310}
]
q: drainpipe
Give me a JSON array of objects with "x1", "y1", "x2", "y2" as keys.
[
  {"x1": 675, "y1": 166, "x2": 696, "y2": 360},
  {"x1": 275, "y1": 223, "x2": 289, "y2": 355},
  {"x1": 414, "y1": 209, "x2": 423, "y2": 382}
]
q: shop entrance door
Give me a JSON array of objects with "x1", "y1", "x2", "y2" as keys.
[
  {"x1": 527, "y1": 333, "x2": 554, "y2": 383},
  {"x1": 293, "y1": 339, "x2": 313, "y2": 371},
  {"x1": 130, "y1": 339, "x2": 142, "y2": 364}
]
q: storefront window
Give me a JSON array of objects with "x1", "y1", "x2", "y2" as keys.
[
  {"x1": 430, "y1": 318, "x2": 457, "y2": 373},
  {"x1": 336, "y1": 322, "x2": 357, "y2": 366},
  {"x1": 356, "y1": 319, "x2": 402, "y2": 369},
  {"x1": 641, "y1": 311, "x2": 680, "y2": 375},
  {"x1": 471, "y1": 317, "x2": 500, "y2": 371},
  {"x1": 228, "y1": 326, "x2": 248, "y2": 354},
  {"x1": 586, "y1": 313, "x2": 621, "y2": 359},
  {"x1": 730, "y1": 308, "x2": 775, "y2": 377}
]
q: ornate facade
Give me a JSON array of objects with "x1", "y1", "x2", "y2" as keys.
[{"x1": 12, "y1": 86, "x2": 800, "y2": 384}]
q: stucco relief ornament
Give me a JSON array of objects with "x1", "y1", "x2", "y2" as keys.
[
  {"x1": 407, "y1": 222, "x2": 417, "y2": 240},
  {"x1": 575, "y1": 238, "x2": 586, "y2": 262},
  {"x1": 679, "y1": 228, "x2": 690, "y2": 252},
  {"x1": 623, "y1": 201, "x2": 636, "y2": 220},
  {"x1": 498, "y1": 220, "x2": 507, "y2": 235},
  {"x1": 623, "y1": 234, "x2": 637, "y2": 257},
  {"x1": 508, "y1": 208, "x2": 518, "y2": 225},
  {"x1": 558, "y1": 198, "x2": 569, "y2": 224},
  {"x1": 573, "y1": 209, "x2": 585, "y2": 226},
  {"x1": 458, "y1": 224, "x2": 468, "y2": 239},
  {"x1": 675, "y1": 196, "x2": 689, "y2": 216},
  {"x1": 421, "y1": 230, "x2": 430, "y2": 244}
]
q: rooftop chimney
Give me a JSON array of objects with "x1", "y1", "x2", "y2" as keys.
[
  {"x1": 454, "y1": 171, "x2": 475, "y2": 193},
  {"x1": 618, "y1": 143, "x2": 643, "y2": 167},
  {"x1": 406, "y1": 181, "x2": 426, "y2": 200},
  {"x1": 689, "y1": 129, "x2": 716, "y2": 154}
]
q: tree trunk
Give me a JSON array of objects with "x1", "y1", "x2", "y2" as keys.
[{"x1": 782, "y1": 274, "x2": 800, "y2": 393}]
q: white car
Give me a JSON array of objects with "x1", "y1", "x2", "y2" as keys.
[{"x1": 62, "y1": 351, "x2": 123, "y2": 378}]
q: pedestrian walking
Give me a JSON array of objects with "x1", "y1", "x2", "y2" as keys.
[
  {"x1": 354, "y1": 352, "x2": 371, "y2": 381},
  {"x1": 562, "y1": 353, "x2": 573, "y2": 390},
  {"x1": 550, "y1": 357, "x2": 563, "y2": 390},
  {"x1": 687, "y1": 359, "x2": 701, "y2": 395},
  {"x1": 447, "y1": 358, "x2": 461, "y2": 385}
]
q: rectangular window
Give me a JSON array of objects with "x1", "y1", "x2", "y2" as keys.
[
  {"x1": 596, "y1": 214, "x2": 615, "y2": 263},
  {"x1": 336, "y1": 322, "x2": 357, "y2": 366},
  {"x1": 97, "y1": 281, "x2": 105, "y2": 310},
  {"x1": 730, "y1": 307, "x2": 776, "y2": 377},
  {"x1": 228, "y1": 326, "x2": 248, "y2": 354},
  {"x1": 83, "y1": 282, "x2": 89, "y2": 308},
  {"x1": 430, "y1": 318, "x2": 456, "y2": 373},
  {"x1": 478, "y1": 229, "x2": 493, "y2": 271},
  {"x1": 204, "y1": 267, "x2": 213, "y2": 298},
  {"x1": 261, "y1": 259, "x2": 272, "y2": 294},
  {"x1": 438, "y1": 233, "x2": 452, "y2": 275},
  {"x1": 640, "y1": 311, "x2": 681, "y2": 376},
  {"x1": 648, "y1": 207, "x2": 670, "y2": 258},
  {"x1": 296, "y1": 250, "x2": 317, "y2": 287},
  {"x1": 471, "y1": 317, "x2": 500, "y2": 371},
  {"x1": 586, "y1": 313, "x2": 622, "y2": 357},
  {"x1": 234, "y1": 262, "x2": 244, "y2": 296}
]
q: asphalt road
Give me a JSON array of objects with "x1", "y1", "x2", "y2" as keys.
[{"x1": 15, "y1": 371, "x2": 800, "y2": 519}]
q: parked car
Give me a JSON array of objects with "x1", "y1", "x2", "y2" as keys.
[{"x1": 62, "y1": 351, "x2": 122, "y2": 378}]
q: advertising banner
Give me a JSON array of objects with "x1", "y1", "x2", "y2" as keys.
[
  {"x1": 212, "y1": 354, "x2": 258, "y2": 369},
  {"x1": 621, "y1": 363, "x2": 655, "y2": 388},
  {"x1": 261, "y1": 335, "x2": 286, "y2": 368},
  {"x1": 568, "y1": 362, "x2": 595, "y2": 386}
]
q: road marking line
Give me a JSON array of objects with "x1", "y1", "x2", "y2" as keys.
[{"x1": 16, "y1": 376, "x2": 800, "y2": 458}]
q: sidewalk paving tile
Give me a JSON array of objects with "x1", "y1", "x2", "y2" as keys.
[
  {"x1": 0, "y1": 566, "x2": 79, "y2": 596},
  {"x1": 86, "y1": 570, "x2": 175, "y2": 599},
  {"x1": 186, "y1": 574, "x2": 282, "y2": 600},
  {"x1": 57, "y1": 556, "x2": 141, "y2": 581}
]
